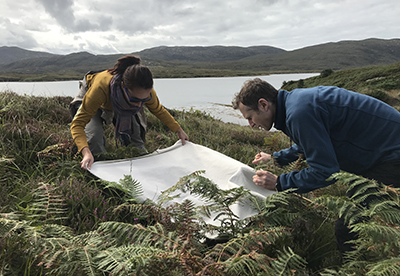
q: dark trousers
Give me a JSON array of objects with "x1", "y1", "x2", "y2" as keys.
[{"x1": 335, "y1": 160, "x2": 400, "y2": 259}]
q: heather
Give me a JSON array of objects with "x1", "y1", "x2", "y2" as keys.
[{"x1": 1, "y1": 63, "x2": 400, "y2": 275}]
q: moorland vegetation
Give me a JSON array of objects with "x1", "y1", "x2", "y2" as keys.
[{"x1": 1, "y1": 62, "x2": 400, "y2": 275}]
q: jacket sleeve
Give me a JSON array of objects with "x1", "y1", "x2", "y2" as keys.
[
  {"x1": 70, "y1": 72, "x2": 110, "y2": 152},
  {"x1": 278, "y1": 105, "x2": 339, "y2": 193},
  {"x1": 144, "y1": 89, "x2": 180, "y2": 132},
  {"x1": 273, "y1": 144, "x2": 303, "y2": 166}
]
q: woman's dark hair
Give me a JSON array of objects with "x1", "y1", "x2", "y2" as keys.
[{"x1": 108, "y1": 55, "x2": 153, "y2": 90}]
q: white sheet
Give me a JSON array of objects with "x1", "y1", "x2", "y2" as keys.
[{"x1": 89, "y1": 141, "x2": 275, "y2": 226}]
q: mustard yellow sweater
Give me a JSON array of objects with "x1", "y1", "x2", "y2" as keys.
[{"x1": 70, "y1": 70, "x2": 180, "y2": 152}]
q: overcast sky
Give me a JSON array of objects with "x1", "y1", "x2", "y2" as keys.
[{"x1": 1, "y1": 0, "x2": 399, "y2": 55}]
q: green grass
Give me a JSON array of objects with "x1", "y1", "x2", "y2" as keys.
[
  {"x1": 0, "y1": 62, "x2": 400, "y2": 275},
  {"x1": 282, "y1": 62, "x2": 400, "y2": 110}
]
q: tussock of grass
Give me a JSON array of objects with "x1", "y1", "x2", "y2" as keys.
[{"x1": 1, "y1": 62, "x2": 400, "y2": 275}]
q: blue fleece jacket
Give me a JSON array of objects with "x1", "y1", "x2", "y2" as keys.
[{"x1": 273, "y1": 86, "x2": 400, "y2": 193}]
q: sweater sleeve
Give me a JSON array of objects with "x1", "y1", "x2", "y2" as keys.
[
  {"x1": 273, "y1": 144, "x2": 303, "y2": 166},
  {"x1": 70, "y1": 71, "x2": 112, "y2": 152},
  {"x1": 278, "y1": 104, "x2": 339, "y2": 193},
  {"x1": 144, "y1": 89, "x2": 181, "y2": 132}
]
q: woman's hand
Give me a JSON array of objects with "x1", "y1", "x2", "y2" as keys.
[
  {"x1": 80, "y1": 147, "x2": 94, "y2": 170},
  {"x1": 176, "y1": 127, "x2": 189, "y2": 145},
  {"x1": 252, "y1": 152, "x2": 271, "y2": 165},
  {"x1": 253, "y1": 170, "x2": 278, "y2": 190}
]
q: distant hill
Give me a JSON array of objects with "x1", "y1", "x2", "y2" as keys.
[
  {"x1": 1, "y1": 51, "x2": 122, "y2": 74},
  {"x1": 0, "y1": 45, "x2": 285, "y2": 76},
  {"x1": 135, "y1": 45, "x2": 285, "y2": 62},
  {"x1": 0, "y1": 46, "x2": 58, "y2": 65},
  {"x1": 233, "y1": 38, "x2": 400, "y2": 71},
  {"x1": 1, "y1": 38, "x2": 400, "y2": 80}
]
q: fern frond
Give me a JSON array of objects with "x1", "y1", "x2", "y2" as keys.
[
  {"x1": 331, "y1": 172, "x2": 387, "y2": 203},
  {"x1": 46, "y1": 244, "x2": 98, "y2": 276},
  {"x1": 207, "y1": 229, "x2": 285, "y2": 262},
  {"x1": 102, "y1": 174, "x2": 144, "y2": 203},
  {"x1": 349, "y1": 178, "x2": 379, "y2": 194},
  {"x1": 352, "y1": 222, "x2": 400, "y2": 246},
  {"x1": 158, "y1": 171, "x2": 257, "y2": 236},
  {"x1": 0, "y1": 217, "x2": 52, "y2": 247},
  {"x1": 26, "y1": 182, "x2": 68, "y2": 224},
  {"x1": 113, "y1": 202, "x2": 174, "y2": 228},
  {"x1": 97, "y1": 220, "x2": 206, "y2": 274},
  {"x1": 39, "y1": 224, "x2": 75, "y2": 253},
  {"x1": 159, "y1": 171, "x2": 253, "y2": 207},
  {"x1": 245, "y1": 193, "x2": 265, "y2": 214},
  {"x1": 43, "y1": 230, "x2": 103, "y2": 275},
  {"x1": 71, "y1": 229, "x2": 107, "y2": 248},
  {"x1": 204, "y1": 229, "x2": 287, "y2": 275},
  {"x1": 0, "y1": 218, "x2": 32, "y2": 237},
  {"x1": 271, "y1": 247, "x2": 307, "y2": 276},
  {"x1": 367, "y1": 200, "x2": 400, "y2": 225},
  {"x1": 250, "y1": 191, "x2": 312, "y2": 228},
  {"x1": 157, "y1": 170, "x2": 206, "y2": 204},
  {"x1": 366, "y1": 257, "x2": 400, "y2": 276},
  {"x1": 119, "y1": 174, "x2": 144, "y2": 200},
  {"x1": 0, "y1": 212, "x2": 21, "y2": 220},
  {"x1": 95, "y1": 245, "x2": 179, "y2": 275},
  {"x1": 263, "y1": 189, "x2": 291, "y2": 209},
  {"x1": 331, "y1": 257, "x2": 400, "y2": 276},
  {"x1": 313, "y1": 194, "x2": 359, "y2": 224},
  {"x1": 382, "y1": 185, "x2": 400, "y2": 203},
  {"x1": 224, "y1": 251, "x2": 273, "y2": 276},
  {"x1": 99, "y1": 221, "x2": 183, "y2": 251},
  {"x1": 158, "y1": 171, "x2": 220, "y2": 204},
  {"x1": 167, "y1": 199, "x2": 202, "y2": 239},
  {"x1": 249, "y1": 208, "x2": 298, "y2": 229},
  {"x1": 313, "y1": 194, "x2": 349, "y2": 213},
  {"x1": 320, "y1": 268, "x2": 347, "y2": 275},
  {"x1": 326, "y1": 172, "x2": 400, "y2": 225},
  {"x1": 0, "y1": 218, "x2": 85, "y2": 274},
  {"x1": 330, "y1": 172, "x2": 365, "y2": 186}
]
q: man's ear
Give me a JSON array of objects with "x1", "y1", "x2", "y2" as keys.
[{"x1": 258, "y1": 98, "x2": 269, "y2": 111}]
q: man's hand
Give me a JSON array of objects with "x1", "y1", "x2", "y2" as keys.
[
  {"x1": 80, "y1": 147, "x2": 94, "y2": 170},
  {"x1": 252, "y1": 152, "x2": 271, "y2": 165},
  {"x1": 253, "y1": 170, "x2": 278, "y2": 190},
  {"x1": 176, "y1": 127, "x2": 189, "y2": 145}
]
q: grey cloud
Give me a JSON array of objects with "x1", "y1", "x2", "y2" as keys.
[
  {"x1": 36, "y1": 0, "x2": 76, "y2": 31},
  {"x1": 86, "y1": 41, "x2": 121, "y2": 54},
  {"x1": 0, "y1": 18, "x2": 38, "y2": 49},
  {"x1": 104, "y1": 34, "x2": 118, "y2": 42},
  {"x1": 74, "y1": 18, "x2": 112, "y2": 32},
  {"x1": 2, "y1": 0, "x2": 399, "y2": 55},
  {"x1": 115, "y1": 19, "x2": 154, "y2": 35},
  {"x1": 35, "y1": 0, "x2": 112, "y2": 32},
  {"x1": 109, "y1": 0, "x2": 201, "y2": 35}
]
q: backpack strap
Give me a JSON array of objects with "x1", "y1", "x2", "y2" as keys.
[{"x1": 69, "y1": 70, "x2": 103, "y2": 118}]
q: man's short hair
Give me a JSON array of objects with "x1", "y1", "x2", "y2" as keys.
[{"x1": 232, "y1": 78, "x2": 278, "y2": 111}]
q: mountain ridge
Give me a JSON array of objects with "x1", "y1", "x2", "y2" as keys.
[
  {"x1": 1, "y1": 38, "x2": 400, "y2": 79},
  {"x1": 0, "y1": 46, "x2": 58, "y2": 65}
]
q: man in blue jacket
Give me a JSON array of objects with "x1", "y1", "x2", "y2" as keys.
[{"x1": 232, "y1": 78, "x2": 400, "y2": 256}]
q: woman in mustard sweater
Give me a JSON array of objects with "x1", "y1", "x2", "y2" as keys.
[{"x1": 70, "y1": 55, "x2": 189, "y2": 170}]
